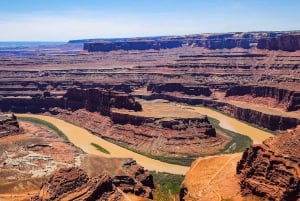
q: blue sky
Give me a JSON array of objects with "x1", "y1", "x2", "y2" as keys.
[{"x1": 0, "y1": 0, "x2": 299, "y2": 41}]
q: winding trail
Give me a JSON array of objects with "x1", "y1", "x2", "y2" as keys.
[
  {"x1": 17, "y1": 114, "x2": 189, "y2": 175},
  {"x1": 208, "y1": 154, "x2": 241, "y2": 201}
]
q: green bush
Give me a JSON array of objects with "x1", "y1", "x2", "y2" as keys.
[{"x1": 90, "y1": 142, "x2": 110, "y2": 154}]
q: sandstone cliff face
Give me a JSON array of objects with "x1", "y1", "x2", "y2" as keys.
[
  {"x1": 147, "y1": 83, "x2": 212, "y2": 96},
  {"x1": 237, "y1": 127, "x2": 300, "y2": 201},
  {"x1": 113, "y1": 158, "x2": 154, "y2": 199},
  {"x1": 0, "y1": 113, "x2": 21, "y2": 137},
  {"x1": 111, "y1": 112, "x2": 216, "y2": 138},
  {"x1": 64, "y1": 88, "x2": 142, "y2": 115},
  {"x1": 32, "y1": 167, "x2": 119, "y2": 201},
  {"x1": 0, "y1": 88, "x2": 142, "y2": 115},
  {"x1": 83, "y1": 31, "x2": 300, "y2": 52},
  {"x1": 257, "y1": 34, "x2": 300, "y2": 51},
  {"x1": 225, "y1": 85, "x2": 300, "y2": 111}
]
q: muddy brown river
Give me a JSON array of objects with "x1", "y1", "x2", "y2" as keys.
[{"x1": 17, "y1": 107, "x2": 273, "y2": 174}]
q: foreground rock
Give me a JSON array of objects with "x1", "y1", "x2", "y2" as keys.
[
  {"x1": 32, "y1": 159, "x2": 154, "y2": 201},
  {"x1": 32, "y1": 167, "x2": 120, "y2": 201},
  {"x1": 237, "y1": 127, "x2": 300, "y2": 201}
]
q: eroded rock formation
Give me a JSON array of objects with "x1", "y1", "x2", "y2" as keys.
[
  {"x1": 0, "y1": 88, "x2": 142, "y2": 115},
  {"x1": 237, "y1": 127, "x2": 300, "y2": 201},
  {"x1": 32, "y1": 167, "x2": 120, "y2": 201},
  {"x1": 147, "y1": 83, "x2": 212, "y2": 96},
  {"x1": 0, "y1": 113, "x2": 21, "y2": 137},
  {"x1": 32, "y1": 159, "x2": 154, "y2": 201},
  {"x1": 113, "y1": 159, "x2": 153, "y2": 199},
  {"x1": 64, "y1": 88, "x2": 142, "y2": 115}
]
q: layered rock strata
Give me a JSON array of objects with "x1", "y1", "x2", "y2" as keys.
[
  {"x1": 257, "y1": 34, "x2": 300, "y2": 51},
  {"x1": 139, "y1": 93, "x2": 300, "y2": 131},
  {"x1": 0, "y1": 88, "x2": 141, "y2": 115},
  {"x1": 0, "y1": 88, "x2": 222, "y2": 157},
  {"x1": 32, "y1": 167, "x2": 120, "y2": 201},
  {"x1": 83, "y1": 31, "x2": 300, "y2": 52},
  {"x1": 225, "y1": 85, "x2": 300, "y2": 111},
  {"x1": 33, "y1": 159, "x2": 154, "y2": 201},
  {"x1": 64, "y1": 88, "x2": 142, "y2": 115},
  {"x1": 57, "y1": 109, "x2": 222, "y2": 157},
  {"x1": 147, "y1": 83, "x2": 212, "y2": 96},
  {"x1": 237, "y1": 127, "x2": 300, "y2": 201},
  {"x1": 1, "y1": 31, "x2": 300, "y2": 132}
]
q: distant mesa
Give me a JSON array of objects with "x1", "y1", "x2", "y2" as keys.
[{"x1": 76, "y1": 31, "x2": 300, "y2": 52}]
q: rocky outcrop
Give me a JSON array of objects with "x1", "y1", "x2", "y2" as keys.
[
  {"x1": 32, "y1": 167, "x2": 119, "y2": 201},
  {"x1": 257, "y1": 34, "x2": 300, "y2": 51},
  {"x1": 32, "y1": 159, "x2": 154, "y2": 200},
  {"x1": 0, "y1": 88, "x2": 142, "y2": 116},
  {"x1": 111, "y1": 112, "x2": 216, "y2": 137},
  {"x1": 225, "y1": 85, "x2": 300, "y2": 111},
  {"x1": 0, "y1": 113, "x2": 21, "y2": 137},
  {"x1": 237, "y1": 127, "x2": 300, "y2": 201},
  {"x1": 64, "y1": 88, "x2": 142, "y2": 115},
  {"x1": 221, "y1": 105, "x2": 300, "y2": 130},
  {"x1": 147, "y1": 83, "x2": 212, "y2": 96},
  {"x1": 113, "y1": 159, "x2": 154, "y2": 199}
]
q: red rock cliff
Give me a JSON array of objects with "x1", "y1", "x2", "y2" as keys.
[
  {"x1": 64, "y1": 88, "x2": 142, "y2": 115},
  {"x1": 237, "y1": 127, "x2": 300, "y2": 201}
]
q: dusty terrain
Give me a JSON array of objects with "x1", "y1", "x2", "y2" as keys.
[
  {"x1": 180, "y1": 153, "x2": 244, "y2": 201},
  {"x1": 181, "y1": 126, "x2": 300, "y2": 201},
  {"x1": 0, "y1": 117, "x2": 155, "y2": 201},
  {"x1": 0, "y1": 120, "x2": 82, "y2": 200}
]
